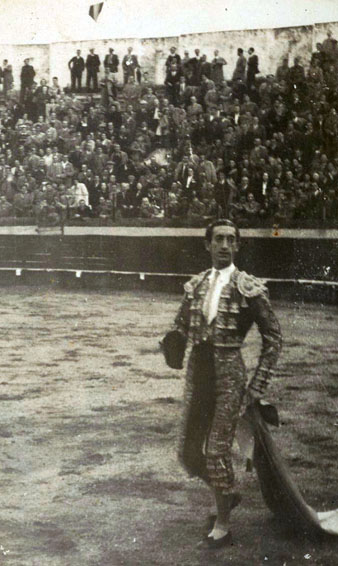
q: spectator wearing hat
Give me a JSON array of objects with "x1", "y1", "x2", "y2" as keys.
[
  {"x1": 104, "y1": 48, "x2": 119, "y2": 75},
  {"x1": 122, "y1": 47, "x2": 140, "y2": 85},
  {"x1": 165, "y1": 63, "x2": 183, "y2": 106},
  {"x1": 247, "y1": 47, "x2": 259, "y2": 91},
  {"x1": 165, "y1": 47, "x2": 181, "y2": 70},
  {"x1": 20, "y1": 58, "x2": 36, "y2": 103}
]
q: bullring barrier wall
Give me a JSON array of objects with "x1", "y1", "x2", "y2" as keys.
[
  {"x1": 0, "y1": 227, "x2": 336, "y2": 302},
  {"x1": 1, "y1": 20, "x2": 337, "y2": 94}
]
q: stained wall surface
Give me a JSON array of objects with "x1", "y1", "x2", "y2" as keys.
[
  {"x1": 0, "y1": 21, "x2": 335, "y2": 90},
  {"x1": 314, "y1": 21, "x2": 338, "y2": 49},
  {"x1": 0, "y1": 43, "x2": 50, "y2": 91}
]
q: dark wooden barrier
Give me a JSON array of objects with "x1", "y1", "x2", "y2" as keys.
[
  {"x1": 0, "y1": 232, "x2": 336, "y2": 279},
  {"x1": 0, "y1": 229, "x2": 336, "y2": 302}
]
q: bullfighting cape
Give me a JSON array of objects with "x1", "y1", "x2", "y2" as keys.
[{"x1": 238, "y1": 401, "x2": 338, "y2": 538}]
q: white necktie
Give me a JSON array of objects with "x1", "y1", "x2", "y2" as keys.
[{"x1": 203, "y1": 270, "x2": 220, "y2": 324}]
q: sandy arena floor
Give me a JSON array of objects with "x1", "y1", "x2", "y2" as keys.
[{"x1": 0, "y1": 288, "x2": 338, "y2": 566}]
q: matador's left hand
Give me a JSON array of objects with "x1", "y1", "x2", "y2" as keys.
[{"x1": 245, "y1": 388, "x2": 262, "y2": 407}]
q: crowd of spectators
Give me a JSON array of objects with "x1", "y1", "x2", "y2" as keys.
[{"x1": 1, "y1": 31, "x2": 338, "y2": 228}]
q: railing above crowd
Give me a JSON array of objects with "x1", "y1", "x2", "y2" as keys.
[{"x1": 1, "y1": 30, "x2": 338, "y2": 231}]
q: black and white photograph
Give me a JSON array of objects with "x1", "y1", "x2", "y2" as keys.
[{"x1": 0, "y1": 1, "x2": 338, "y2": 564}]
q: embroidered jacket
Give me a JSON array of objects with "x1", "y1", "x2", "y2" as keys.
[{"x1": 172, "y1": 267, "x2": 282, "y2": 396}]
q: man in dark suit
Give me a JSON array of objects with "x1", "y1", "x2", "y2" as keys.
[
  {"x1": 86, "y1": 48, "x2": 101, "y2": 92},
  {"x1": 164, "y1": 63, "x2": 183, "y2": 106},
  {"x1": 247, "y1": 47, "x2": 259, "y2": 91},
  {"x1": 200, "y1": 54, "x2": 212, "y2": 79},
  {"x1": 20, "y1": 58, "x2": 36, "y2": 102},
  {"x1": 122, "y1": 47, "x2": 139, "y2": 84},
  {"x1": 104, "y1": 48, "x2": 119, "y2": 75},
  {"x1": 254, "y1": 171, "x2": 273, "y2": 204},
  {"x1": 288, "y1": 57, "x2": 306, "y2": 96},
  {"x1": 68, "y1": 50, "x2": 85, "y2": 92},
  {"x1": 165, "y1": 47, "x2": 181, "y2": 70},
  {"x1": 189, "y1": 49, "x2": 203, "y2": 86},
  {"x1": 174, "y1": 155, "x2": 194, "y2": 184},
  {"x1": 177, "y1": 76, "x2": 195, "y2": 106}
]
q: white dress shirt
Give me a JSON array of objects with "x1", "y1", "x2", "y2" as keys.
[
  {"x1": 73, "y1": 182, "x2": 89, "y2": 206},
  {"x1": 203, "y1": 264, "x2": 236, "y2": 324},
  {"x1": 186, "y1": 175, "x2": 193, "y2": 188}
]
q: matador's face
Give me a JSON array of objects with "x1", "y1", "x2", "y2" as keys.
[{"x1": 205, "y1": 225, "x2": 239, "y2": 270}]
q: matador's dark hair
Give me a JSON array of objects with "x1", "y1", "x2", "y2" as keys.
[{"x1": 205, "y1": 219, "x2": 240, "y2": 243}]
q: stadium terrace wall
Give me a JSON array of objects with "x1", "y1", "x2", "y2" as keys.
[
  {"x1": 1, "y1": 21, "x2": 327, "y2": 92},
  {"x1": 0, "y1": 229, "x2": 337, "y2": 303},
  {"x1": 314, "y1": 21, "x2": 338, "y2": 49}
]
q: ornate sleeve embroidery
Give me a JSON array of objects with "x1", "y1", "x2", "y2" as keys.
[
  {"x1": 247, "y1": 292, "x2": 282, "y2": 397},
  {"x1": 173, "y1": 292, "x2": 191, "y2": 339}
]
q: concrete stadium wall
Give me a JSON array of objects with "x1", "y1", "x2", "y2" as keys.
[
  {"x1": 50, "y1": 38, "x2": 143, "y2": 89},
  {"x1": 46, "y1": 24, "x2": 315, "y2": 87},
  {"x1": 314, "y1": 21, "x2": 338, "y2": 49},
  {"x1": 0, "y1": 43, "x2": 50, "y2": 92},
  {"x1": 0, "y1": 21, "x2": 329, "y2": 91},
  {"x1": 178, "y1": 25, "x2": 313, "y2": 83}
]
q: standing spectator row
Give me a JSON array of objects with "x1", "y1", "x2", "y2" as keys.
[{"x1": 0, "y1": 29, "x2": 338, "y2": 227}]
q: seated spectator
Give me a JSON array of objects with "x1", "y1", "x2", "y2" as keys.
[
  {"x1": 35, "y1": 199, "x2": 60, "y2": 226},
  {"x1": 73, "y1": 199, "x2": 93, "y2": 219},
  {"x1": 181, "y1": 166, "x2": 199, "y2": 198},
  {"x1": 274, "y1": 190, "x2": 296, "y2": 223},
  {"x1": 0, "y1": 37, "x2": 336, "y2": 231},
  {"x1": 243, "y1": 192, "x2": 260, "y2": 219},
  {"x1": 197, "y1": 154, "x2": 217, "y2": 183},
  {"x1": 71, "y1": 178, "x2": 89, "y2": 206},
  {"x1": 203, "y1": 197, "x2": 219, "y2": 219},
  {"x1": 122, "y1": 76, "x2": 141, "y2": 109},
  {"x1": 0, "y1": 195, "x2": 13, "y2": 216},
  {"x1": 187, "y1": 96, "x2": 203, "y2": 118},
  {"x1": 187, "y1": 193, "x2": 206, "y2": 219},
  {"x1": 95, "y1": 195, "x2": 112, "y2": 219},
  {"x1": 139, "y1": 197, "x2": 155, "y2": 218}
]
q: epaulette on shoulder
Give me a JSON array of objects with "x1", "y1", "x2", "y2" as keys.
[
  {"x1": 236, "y1": 270, "x2": 267, "y2": 298},
  {"x1": 184, "y1": 270, "x2": 210, "y2": 298}
]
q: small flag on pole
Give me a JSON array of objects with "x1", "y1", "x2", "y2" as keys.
[{"x1": 89, "y1": 2, "x2": 104, "y2": 22}]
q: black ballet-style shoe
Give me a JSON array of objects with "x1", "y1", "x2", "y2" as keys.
[
  {"x1": 205, "y1": 492, "x2": 242, "y2": 531},
  {"x1": 198, "y1": 530, "x2": 233, "y2": 550}
]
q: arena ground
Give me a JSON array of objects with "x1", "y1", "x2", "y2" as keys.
[{"x1": 0, "y1": 288, "x2": 338, "y2": 566}]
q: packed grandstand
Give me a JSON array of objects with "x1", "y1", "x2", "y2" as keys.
[{"x1": 1, "y1": 33, "x2": 338, "y2": 228}]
